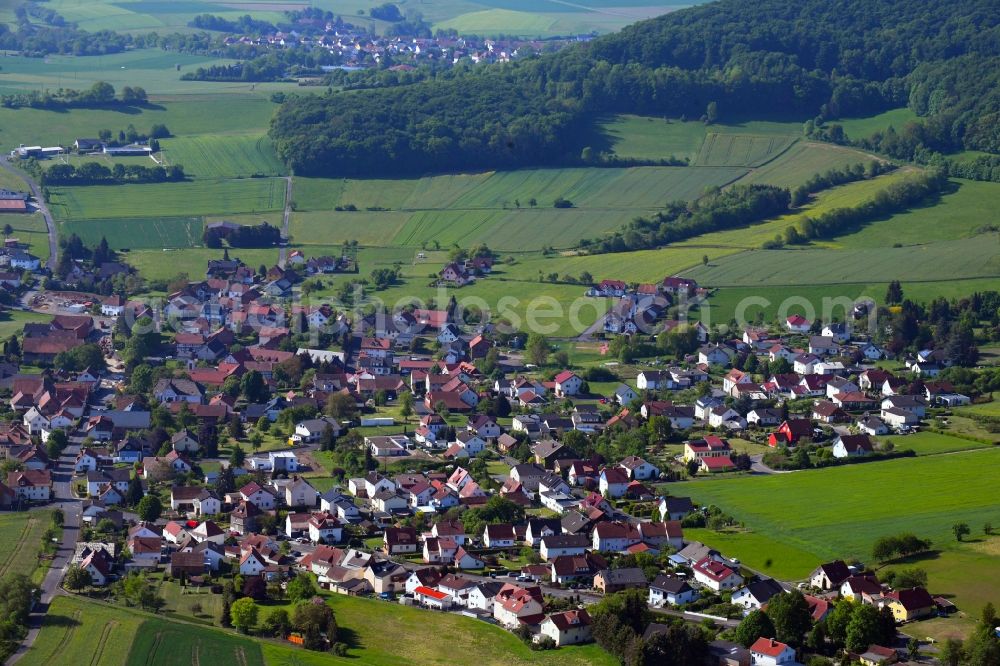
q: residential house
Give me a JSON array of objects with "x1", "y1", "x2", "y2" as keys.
[
  {"x1": 538, "y1": 609, "x2": 592, "y2": 646},
  {"x1": 809, "y1": 561, "x2": 851, "y2": 590},
  {"x1": 732, "y1": 577, "x2": 785, "y2": 610},
  {"x1": 750, "y1": 637, "x2": 798, "y2": 666},
  {"x1": 832, "y1": 434, "x2": 874, "y2": 458},
  {"x1": 693, "y1": 557, "x2": 743, "y2": 591},
  {"x1": 593, "y1": 567, "x2": 647, "y2": 594},
  {"x1": 649, "y1": 574, "x2": 698, "y2": 607}
]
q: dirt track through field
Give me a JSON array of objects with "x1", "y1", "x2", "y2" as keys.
[
  {"x1": 52, "y1": 610, "x2": 82, "y2": 656},
  {"x1": 89, "y1": 621, "x2": 118, "y2": 666}
]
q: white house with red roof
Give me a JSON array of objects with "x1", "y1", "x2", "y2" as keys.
[
  {"x1": 239, "y1": 548, "x2": 268, "y2": 576},
  {"x1": 308, "y1": 511, "x2": 342, "y2": 544},
  {"x1": 599, "y1": 467, "x2": 630, "y2": 498},
  {"x1": 785, "y1": 314, "x2": 811, "y2": 333},
  {"x1": 493, "y1": 584, "x2": 544, "y2": 628},
  {"x1": 592, "y1": 521, "x2": 641, "y2": 552},
  {"x1": 692, "y1": 557, "x2": 743, "y2": 591},
  {"x1": 539, "y1": 609, "x2": 592, "y2": 646},
  {"x1": 239, "y1": 481, "x2": 276, "y2": 510},
  {"x1": 414, "y1": 585, "x2": 452, "y2": 610},
  {"x1": 554, "y1": 371, "x2": 583, "y2": 397},
  {"x1": 750, "y1": 637, "x2": 798, "y2": 665}
]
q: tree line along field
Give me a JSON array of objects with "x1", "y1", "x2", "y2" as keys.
[{"x1": 672, "y1": 449, "x2": 1000, "y2": 613}]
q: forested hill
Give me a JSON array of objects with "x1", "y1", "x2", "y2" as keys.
[{"x1": 270, "y1": 0, "x2": 1000, "y2": 177}]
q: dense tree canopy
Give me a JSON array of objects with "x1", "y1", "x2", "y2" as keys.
[{"x1": 270, "y1": 0, "x2": 1000, "y2": 177}]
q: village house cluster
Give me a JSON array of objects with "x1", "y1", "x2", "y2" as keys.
[{"x1": 0, "y1": 257, "x2": 970, "y2": 665}]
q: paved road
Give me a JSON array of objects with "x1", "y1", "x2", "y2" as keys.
[
  {"x1": 278, "y1": 175, "x2": 293, "y2": 267},
  {"x1": 8, "y1": 442, "x2": 81, "y2": 664},
  {"x1": 0, "y1": 156, "x2": 57, "y2": 268}
]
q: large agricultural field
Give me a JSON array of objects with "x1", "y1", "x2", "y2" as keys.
[
  {"x1": 27, "y1": 0, "x2": 708, "y2": 40},
  {"x1": 672, "y1": 449, "x2": 1000, "y2": 616},
  {"x1": 290, "y1": 165, "x2": 748, "y2": 251}
]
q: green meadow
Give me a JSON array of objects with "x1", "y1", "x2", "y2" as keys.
[{"x1": 674, "y1": 449, "x2": 1000, "y2": 614}]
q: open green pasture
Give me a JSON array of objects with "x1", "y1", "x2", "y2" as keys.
[
  {"x1": 0, "y1": 91, "x2": 279, "y2": 151},
  {"x1": 837, "y1": 107, "x2": 919, "y2": 141},
  {"x1": 48, "y1": 177, "x2": 285, "y2": 220},
  {"x1": 697, "y1": 277, "x2": 1000, "y2": 325},
  {"x1": 499, "y1": 245, "x2": 741, "y2": 283},
  {"x1": 126, "y1": 247, "x2": 280, "y2": 280},
  {"x1": 7, "y1": 212, "x2": 52, "y2": 260},
  {"x1": 889, "y1": 431, "x2": 995, "y2": 456},
  {"x1": 160, "y1": 135, "x2": 286, "y2": 178},
  {"x1": 673, "y1": 449, "x2": 1000, "y2": 582},
  {"x1": 830, "y1": 178, "x2": 1000, "y2": 249}
]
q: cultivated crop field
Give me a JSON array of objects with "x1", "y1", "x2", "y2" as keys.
[
  {"x1": 0, "y1": 512, "x2": 49, "y2": 578},
  {"x1": 48, "y1": 178, "x2": 286, "y2": 221},
  {"x1": 160, "y1": 135, "x2": 286, "y2": 179},
  {"x1": 62, "y1": 216, "x2": 204, "y2": 250},
  {"x1": 21, "y1": 596, "x2": 143, "y2": 666},
  {"x1": 737, "y1": 141, "x2": 883, "y2": 189},
  {"x1": 291, "y1": 166, "x2": 747, "y2": 250},
  {"x1": 683, "y1": 233, "x2": 1000, "y2": 287},
  {"x1": 694, "y1": 133, "x2": 797, "y2": 167}
]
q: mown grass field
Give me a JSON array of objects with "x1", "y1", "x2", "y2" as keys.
[
  {"x1": 48, "y1": 178, "x2": 286, "y2": 221},
  {"x1": 291, "y1": 166, "x2": 746, "y2": 250},
  {"x1": 27, "y1": 592, "x2": 613, "y2": 666},
  {"x1": 673, "y1": 450, "x2": 1000, "y2": 605},
  {"x1": 126, "y1": 247, "x2": 280, "y2": 281},
  {"x1": 0, "y1": 512, "x2": 50, "y2": 578},
  {"x1": 886, "y1": 431, "x2": 996, "y2": 456},
  {"x1": 0, "y1": 310, "x2": 52, "y2": 340},
  {"x1": 832, "y1": 178, "x2": 1000, "y2": 248},
  {"x1": 597, "y1": 115, "x2": 707, "y2": 162},
  {"x1": 160, "y1": 135, "x2": 286, "y2": 179},
  {"x1": 7, "y1": 212, "x2": 52, "y2": 261},
  {"x1": 695, "y1": 278, "x2": 1000, "y2": 325},
  {"x1": 837, "y1": 107, "x2": 919, "y2": 141}
]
